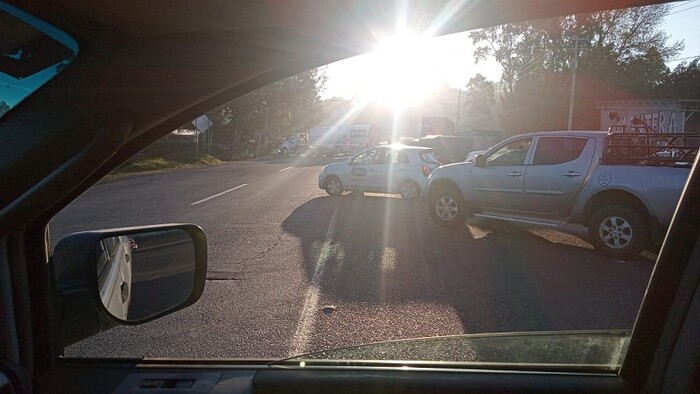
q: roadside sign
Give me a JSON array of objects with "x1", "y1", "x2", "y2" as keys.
[{"x1": 192, "y1": 115, "x2": 213, "y2": 133}]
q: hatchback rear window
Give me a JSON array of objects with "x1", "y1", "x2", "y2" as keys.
[{"x1": 420, "y1": 151, "x2": 439, "y2": 164}]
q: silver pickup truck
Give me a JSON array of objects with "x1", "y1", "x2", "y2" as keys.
[{"x1": 425, "y1": 130, "x2": 694, "y2": 258}]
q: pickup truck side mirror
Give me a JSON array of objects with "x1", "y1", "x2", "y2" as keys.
[
  {"x1": 475, "y1": 154, "x2": 487, "y2": 167},
  {"x1": 52, "y1": 224, "x2": 207, "y2": 347}
]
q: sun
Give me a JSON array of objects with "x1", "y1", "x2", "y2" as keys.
[{"x1": 357, "y1": 33, "x2": 443, "y2": 108}]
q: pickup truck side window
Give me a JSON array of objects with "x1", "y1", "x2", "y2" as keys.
[
  {"x1": 533, "y1": 137, "x2": 588, "y2": 165},
  {"x1": 486, "y1": 138, "x2": 533, "y2": 166}
]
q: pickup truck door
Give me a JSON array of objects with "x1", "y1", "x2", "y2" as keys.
[
  {"x1": 469, "y1": 138, "x2": 533, "y2": 211},
  {"x1": 523, "y1": 136, "x2": 596, "y2": 215}
]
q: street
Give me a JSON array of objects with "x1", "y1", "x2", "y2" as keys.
[{"x1": 51, "y1": 156, "x2": 655, "y2": 359}]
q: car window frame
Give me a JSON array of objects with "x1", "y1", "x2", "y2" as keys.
[
  {"x1": 4, "y1": 1, "x2": 695, "y2": 390},
  {"x1": 484, "y1": 137, "x2": 534, "y2": 166},
  {"x1": 530, "y1": 136, "x2": 589, "y2": 166}
]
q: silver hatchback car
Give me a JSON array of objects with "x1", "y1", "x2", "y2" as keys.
[{"x1": 318, "y1": 145, "x2": 440, "y2": 199}]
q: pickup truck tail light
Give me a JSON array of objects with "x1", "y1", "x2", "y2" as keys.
[{"x1": 421, "y1": 165, "x2": 431, "y2": 176}]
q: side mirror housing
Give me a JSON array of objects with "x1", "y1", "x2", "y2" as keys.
[
  {"x1": 52, "y1": 224, "x2": 207, "y2": 347},
  {"x1": 475, "y1": 154, "x2": 487, "y2": 167}
]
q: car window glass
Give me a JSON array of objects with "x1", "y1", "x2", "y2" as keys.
[
  {"x1": 486, "y1": 138, "x2": 533, "y2": 166},
  {"x1": 420, "y1": 151, "x2": 439, "y2": 164},
  {"x1": 0, "y1": 4, "x2": 78, "y2": 119},
  {"x1": 352, "y1": 149, "x2": 376, "y2": 165},
  {"x1": 533, "y1": 137, "x2": 588, "y2": 165},
  {"x1": 388, "y1": 150, "x2": 399, "y2": 164},
  {"x1": 372, "y1": 149, "x2": 388, "y2": 164},
  {"x1": 49, "y1": 2, "x2": 698, "y2": 374}
]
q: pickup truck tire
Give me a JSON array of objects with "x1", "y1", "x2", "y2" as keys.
[
  {"x1": 324, "y1": 176, "x2": 343, "y2": 196},
  {"x1": 429, "y1": 187, "x2": 465, "y2": 227},
  {"x1": 588, "y1": 205, "x2": 648, "y2": 259}
]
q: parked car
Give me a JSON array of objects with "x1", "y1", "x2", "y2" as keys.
[
  {"x1": 279, "y1": 132, "x2": 308, "y2": 155},
  {"x1": 425, "y1": 130, "x2": 693, "y2": 258},
  {"x1": 318, "y1": 145, "x2": 439, "y2": 199},
  {"x1": 409, "y1": 135, "x2": 473, "y2": 164},
  {"x1": 96, "y1": 236, "x2": 135, "y2": 320}
]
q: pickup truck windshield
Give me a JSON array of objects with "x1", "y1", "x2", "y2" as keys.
[{"x1": 51, "y1": 2, "x2": 699, "y2": 369}]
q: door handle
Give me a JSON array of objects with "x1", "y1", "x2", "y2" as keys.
[
  {"x1": 563, "y1": 171, "x2": 581, "y2": 177},
  {"x1": 508, "y1": 172, "x2": 523, "y2": 177}
]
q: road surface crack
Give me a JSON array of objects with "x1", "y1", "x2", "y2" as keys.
[{"x1": 235, "y1": 229, "x2": 286, "y2": 267}]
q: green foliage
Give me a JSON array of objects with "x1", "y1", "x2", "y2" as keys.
[
  {"x1": 468, "y1": 4, "x2": 684, "y2": 134},
  {"x1": 207, "y1": 68, "x2": 327, "y2": 152},
  {"x1": 656, "y1": 58, "x2": 700, "y2": 99},
  {"x1": 116, "y1": 155, "x2": 222, "y2": 174}
]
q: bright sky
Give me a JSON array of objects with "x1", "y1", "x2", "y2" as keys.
[{"x1": 322, "y1": 1, "x2": 700, "y2": 102}]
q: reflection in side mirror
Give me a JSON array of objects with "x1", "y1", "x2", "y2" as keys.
[
  {"x1": 475, "y1": 154, "x2": 487, "y2": 167},
  {"x1": 53, "y1": 224, "x2": 206, "y2": 346},
  {"x1": 96, "y1": 229, "x2": 196, "y2": 322}
]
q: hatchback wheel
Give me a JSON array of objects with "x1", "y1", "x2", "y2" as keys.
[
  {"x1": 400, "y1": 180, "x2": 420, "y2": 200},
  {"x1": 324, "y1": 176, "x2": 343, "y2": 196}
]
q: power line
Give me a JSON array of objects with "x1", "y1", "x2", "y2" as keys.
[
  {"x1": 667, "y1": 54, "x2": 700, "y2": 63},
  {"x1": 668, "y1": 2, "x2": 700, "y2": 15},
  {"x1": 671, "y1": 0, "x2": 699, "y2": 9}
]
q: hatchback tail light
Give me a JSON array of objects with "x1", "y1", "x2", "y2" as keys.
[{"x1": 421, "y1": 165, "x2": 431, "y2": 176}]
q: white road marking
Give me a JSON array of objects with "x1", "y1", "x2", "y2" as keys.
[
  {"x1": 288, "y1": 205, "x2": 338, "y2": 356},
  {"x1": 278, "y1": 166, "x2": 293, "y2": 172},
  {"x1": 190, "y1": 184, "x2": 248, "y2": 206}
]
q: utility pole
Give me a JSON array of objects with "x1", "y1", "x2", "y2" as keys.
[
  {"x1": 455, "y1": 88, "x2": 462, "y2": 135},
  {"x1": 568, "y1": 36, "x2": 587, "y2": 130}
]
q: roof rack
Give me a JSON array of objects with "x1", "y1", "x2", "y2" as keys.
[{"x1": 602, "y1": 129, "x2": 700, "y2": 166}]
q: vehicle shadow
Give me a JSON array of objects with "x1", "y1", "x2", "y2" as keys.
[{"x1": 282, "y1": 196, "x2": 655, "y2": 336}]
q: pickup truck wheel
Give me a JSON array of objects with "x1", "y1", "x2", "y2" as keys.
[
  {"x1": 324, "y1": 176, "x2": 343, "y2": 196},
  {"x1": 589, "y1": 205, "x2": 648, "y2": 259},
  {"x1": 429, "y1": 188, "x2": 465, "y2": 227}
]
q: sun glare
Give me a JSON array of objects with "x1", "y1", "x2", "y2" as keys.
[{"x1": 358, "y1": 33, "x2": 443, "y2": 108}]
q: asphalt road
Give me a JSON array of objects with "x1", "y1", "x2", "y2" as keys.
[{"x1": 51, "y1": 156, "x2": 655, "y2": 359}]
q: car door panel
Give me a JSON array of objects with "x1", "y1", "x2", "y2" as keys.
[
  {"x1": 468, "y1": 138, "x2": 533, "y2": 211},
  {"x1": 523, "y1": 137, "x2": 596, "y2": 215}
]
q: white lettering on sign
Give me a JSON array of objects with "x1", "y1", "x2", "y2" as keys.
[{"x1": 601, "y1": 109, "x2": 686, "y2": 133}]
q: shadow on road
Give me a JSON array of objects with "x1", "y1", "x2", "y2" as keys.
[{"x1": 282, "y1": 196, "x2": 654, "y2": 334}]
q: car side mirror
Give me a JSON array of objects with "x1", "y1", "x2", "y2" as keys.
[
  {"x1": 475, "y1": 154, "x2": 487, "y2": 167},
  {"x1": 52, "y1": 224, "x2": 207, "y2": 347}
]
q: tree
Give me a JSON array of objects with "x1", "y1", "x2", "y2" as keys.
[
  {"x1": 655, "y1": 58, "x2": 700, "y2": 99},
  {"x1": 461, "y1": 74, "x2": 498, "y2": 131},
  {"x1": 469, "y1": 4, "x2": 682, "y2": 134},
  {"x1": 211, "y1": 68, "x2": 327, "y2": 155}
]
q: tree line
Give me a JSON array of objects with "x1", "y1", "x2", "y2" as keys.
[{"x1": 461, "y1": 4, "x2": 699, "y2": 136}]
